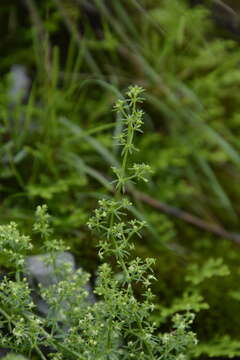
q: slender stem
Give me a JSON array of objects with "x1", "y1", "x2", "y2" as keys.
[
  {"x1": 0, "y1": 307, "x2": 13, "y2": 332},
  {"x1": 0, "y1": 307, "x2": 11, "y2": 321},
  {"x1": 106, "y1": 92, "x2": 149, "y2": 358},
  {"x1": 16, "y1": 270, "x2": 21, "y2": 283},
  {"x1": 137, "y1": 318, "x2": 154, "y2": 360},
  {"x1": 58, "y1": 343, "x2": 85, "y2": 360},
  {"x1": 34, "y1": 345, "x2": 47, "y2": 360},
  {"x1": 121, "y1": 125, "x2": 133, "y2": 178},
  {"x1": 106, "y1": 318, "x2": 113, "y2": 359}
]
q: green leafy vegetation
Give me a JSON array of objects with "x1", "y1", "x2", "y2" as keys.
[
  {"x1": 0, "y1": 88, "x2": 197, "y2": 359},
  {"x1": 1, "y1": 0, "x2": 240, "y2": 358}
]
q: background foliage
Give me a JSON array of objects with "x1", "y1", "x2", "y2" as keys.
[{"x1": 1, "y1": 0, "x2": 240, "y2": 358}]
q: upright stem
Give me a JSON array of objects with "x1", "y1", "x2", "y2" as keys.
[
  {"x1": 34, "y1": 345, "x2": 48, "y2": 360},
  {"x1": 106, "y1": 87, "x2": 149, "y2": 358},
  {"x1": 137, "y1": 318, "x2": 155, "y2": 360}
]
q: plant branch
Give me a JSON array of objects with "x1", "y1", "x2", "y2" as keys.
[{"x1": 131, "y1": 189, "x2": 240, "y2": 245}]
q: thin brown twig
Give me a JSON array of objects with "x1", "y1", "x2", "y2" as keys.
[
  {"x1": 132, "y1": 189, "x2": 240, "y2": 245},
  {"x1": 213, "y1": 0, "x2": 238, "y2": 19}
]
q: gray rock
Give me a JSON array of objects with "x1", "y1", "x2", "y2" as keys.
[
  {"x1": 9, "y1": 65, "x2": 30, "y2": 103},
  {"x1": 25, "y1": 252, "x2": 76, "y2": 316},
  {"x1": 26, "y1": 252, "x2": 75, "y2": 287},
  {"x1": 25, "y1": 252, "x2": 95, "y2": 316}
]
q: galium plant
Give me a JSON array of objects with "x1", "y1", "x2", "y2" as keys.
[{"x1": 0, "y1": 86, "x2": 197, "y2": 359}]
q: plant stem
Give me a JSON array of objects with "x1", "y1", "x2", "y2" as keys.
[
  {"x1": 137, "y1": 318, "x2": 155, "y2": 360},
  {"x1": 34, "y1": 345, "x2": 48, "y2": 360}
]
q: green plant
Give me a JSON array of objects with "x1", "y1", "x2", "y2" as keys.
[
  {"x1": 0, "y1": 87, "x2": 197, "y2": 359},
  {"x1": 3, "y1": 1, "x2": 240, "y2": 357},
  {"x1": 2, "y1": 355, "x2": 27, "y2": 360}
]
